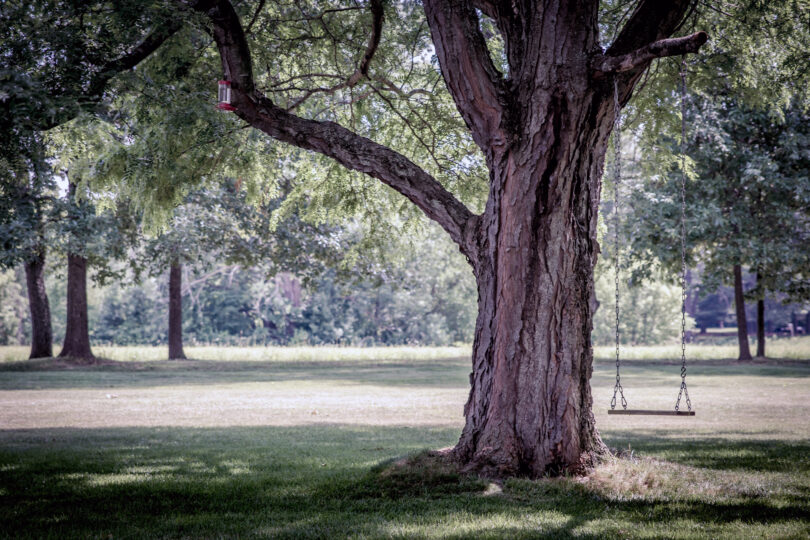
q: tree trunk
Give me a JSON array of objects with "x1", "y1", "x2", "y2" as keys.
[
  {"x1": 58, "y1": 254, "x2": 94, "y2": 360},
  {"x1": 756, "y1": 272, "x2": 765, "y2": 358},
  {"x1": 168, "y1": 261, "x2": 187, "y2": 360},
  {"x1": 23, "y1": 252, "x2": 53, "y2": 358},
  {"x1": 733, "y1": 264, "x2": 752, "y2": 361},
  {"x1": 454, "y1": 104, "x2": 610, "y2": 477}
]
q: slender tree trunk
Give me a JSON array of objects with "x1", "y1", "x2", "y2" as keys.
[
  {"x1": 756, "y1": 272, "x2": 765, "y2": 358},
  {"x1": 733, "y1": 264, "x2": 752, "y2": 361},
  {"x1": 168, "y1": 261, "x2": 186, "y2": 360},
  {"x1": 58, "y1": 254, "x2": 94, "y2": 360},
  {"x1": 23, "y1": 252, "x2": 53, "y2": 358}
]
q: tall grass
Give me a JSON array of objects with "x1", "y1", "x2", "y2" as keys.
[
  {"x1": 0, "y1": 345, "x2": 472, "y2": 364},
  {"x1": 1, "y1": 335, "x2": 808, "y2": 364},
  {"x1": 593, "y1": 335, "x2": 810, "y2": 361}
]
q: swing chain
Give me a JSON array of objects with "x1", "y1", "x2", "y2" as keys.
[
  {"x1": 610, "y1": 78, "x2": 627, "y2": 411},
  {"x1": 675, "y1": 58, "x2": 692, "y2": 413}
]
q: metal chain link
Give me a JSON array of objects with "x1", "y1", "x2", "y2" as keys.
[
  {"x1": 675, "y1": 58, "x2": 692, "y2": 413},
  {"x1": 610, "y1": 78, "x2": 627, "y2": 411}
]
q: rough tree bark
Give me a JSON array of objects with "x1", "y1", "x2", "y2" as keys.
[
  {"x1": 58, "y1": 253, "x2": 94, "y2": 360},
  {"x1": 168, "y1": 261, "x2": 187, "y2": 360},
  {"x1": 24, "y1": 251, "x2": 53, "y2": 358},
  {"x1": 733, "y1": 264, "x2": 752, "y2": 361},
  {"x1": 190, "y1": 0, "x2": 707, "y2": 477},
  {"x1": 756, "y1": 272, "x2": 765, "y2": 358},
  {"x1": 59, "y1": 181, "x2": 93, "y2": 361}
]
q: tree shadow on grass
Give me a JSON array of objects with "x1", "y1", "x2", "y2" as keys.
[
  {"x1": 603, "y1": 429, "x2": 810, "y2": 473},
  {"x1": 0, "y1": 358, "x2": 472, "y2": 390},
  {"x1": 2, "y1": 358, "x2": 809, "y2": 392},
  {"x1": 1, "y1": 425, "x2": 809, "y2": 539}
]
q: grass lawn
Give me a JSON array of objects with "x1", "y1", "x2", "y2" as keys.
[{"x1": 0, "y1": 344, "x2": 809, "y2": 539}]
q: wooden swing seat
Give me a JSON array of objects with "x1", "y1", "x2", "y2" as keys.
[{"x1": 608, "y1": 409, "x2": 695, "y2": 416}]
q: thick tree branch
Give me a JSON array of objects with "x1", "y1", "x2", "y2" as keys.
[
  {"x1": 595, "y1": 31, "x2": 707, "y2": 76},
  {"x1": 85, "y1": 19, "x2": 184, "y2": 99},
  {"x1": 41, "y1": 17, "x2": 183, "y2": 130},
  {"x1": 356, "y1": 0, "x2": 384, "y2": 78},
  {"x1": 188, "y1": 0, "x2": 477, "y2": 253},
  {"x1": 422, "y1": 0, "x2": 510, "y2": 162},
  {"x1": 607, "y1": 0, "x2": 697, "y2": 56},
  {"x1": 603, "y1": 0, "x2": 704, "y2": 105}
]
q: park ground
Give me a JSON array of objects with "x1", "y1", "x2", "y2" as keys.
[{"x1": 1, "y1": 340, "x2": 809, "y2": 539}]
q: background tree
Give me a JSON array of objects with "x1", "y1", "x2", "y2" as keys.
[
  {"x1": 45, "y1": 118, "x2": 140, "y2": 360},
  {"x1": 134, "y1": 181, "x2": 317, "y2": 359},
  {"x1": 1, "y1": 0, "x2": 188, "y2": 358},
  {"x1": 591, "y1": 262, "x2": 692, "y2": 347},
  {"x1": 0, "y1": 154, "x2": 56, "y2": 358},
  {"x1": 626, "y1": 97, "x2": 810, "y2": 360}
]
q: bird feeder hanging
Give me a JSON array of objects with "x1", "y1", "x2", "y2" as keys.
[{"x1": 216, "y1": 80, "x2": 236, "y2": 111}]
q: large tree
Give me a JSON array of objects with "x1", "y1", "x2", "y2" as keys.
[{"x1": 180, "y1": 0, "x2": 711, "y2": 477}]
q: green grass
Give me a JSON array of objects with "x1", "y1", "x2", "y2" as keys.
[{"x1": 1, "y1": 346, "x2": 809, "y2": 538}]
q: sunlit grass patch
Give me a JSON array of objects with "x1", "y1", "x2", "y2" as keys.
[
  {"x1": 584, "y1": 455, "x2": 788, "y2": 501},
  {"x1": 94, "y1": 344, "x2": 473, "y2": 364},
  {"x1": 593, "y1": 335, "x2": 810, "y2": 362},
  {"x1": 3, "y1": 337, "x2": 808, "y2": 367},
  {"x1": 0, "y1": 344, "x2": 472, "y2": 365}
]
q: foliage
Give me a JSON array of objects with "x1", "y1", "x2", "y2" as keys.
[
  {"x1": 592, "y1": 261, "x2": 692, "y2": 346},
  {"x1": 93, "y1": 280, "x2": 163, "y2": 346},
  {"x1": 0, "y1": 0, "x2": 180, "y2": 131},
  {"x1": 242, "y1": 0, "x2": 488, "y2": 208},
  {"x1": 0, "y1": 136, "x2": 57, "y2": 269},
  {"x1": 622, "y1": 0, "x2": 810, "y2": 154},
  {"x1": 79, "y1": 223, "x2": 476, "y2": 347},
  {"x1": 88, "y1": 26, "x2": 277, "y2": 226},
  {"x1": 0, "y1": 268, "x2": 28, "y2": 345},
  {"x1": 625, "y1": 97, "x2": 810, "y2": 306}
]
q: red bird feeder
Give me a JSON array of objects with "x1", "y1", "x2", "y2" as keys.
[{"x1": 216, "y1": 80, "x2": 236, "y2": 111}]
